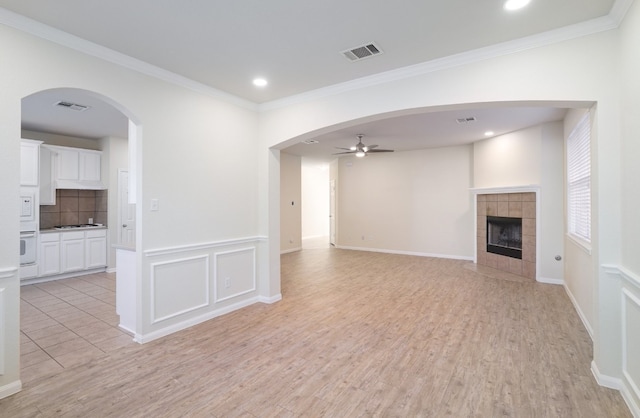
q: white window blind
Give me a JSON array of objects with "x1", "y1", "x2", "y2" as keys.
[{"x1": 567, "y1": 113, "x2": 591, "y2": 242}]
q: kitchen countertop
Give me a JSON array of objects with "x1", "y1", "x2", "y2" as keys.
[{"x1": 40, "y1": 226, "x2": 108, "y2": 233}]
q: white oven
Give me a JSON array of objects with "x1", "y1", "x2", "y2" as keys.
[
  {"x1": 20, "y1": 221, "x2": 37, "y2": 265},
  {"x1": 20, "y1": 232, "x2": 36, "y2": 265}
]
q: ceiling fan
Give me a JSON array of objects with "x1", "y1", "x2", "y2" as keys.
[{"x1": 334, "y1": 134, "x2": 394, "y2": 157}]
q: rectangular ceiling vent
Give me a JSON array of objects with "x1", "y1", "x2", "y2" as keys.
[
  {"x1": 456, "y1": 117, "x2": 477, "y2": 124},
  {"x1": 342, "y1": 42, "x2": 383, "y2": 62},
  {"x1": 54, "y1": 101, "x2": 90, "y2": 112}
]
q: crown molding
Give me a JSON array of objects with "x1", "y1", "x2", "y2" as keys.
[
  {"x1": 1, "y1": 0, "x2": 634, "y2": 114},
  {"x1": 259, "y1": 10, "x2": 625, "y2": 112},
  {"x1": 0, "y1": 7, "x2": 257, "y2": 111}
]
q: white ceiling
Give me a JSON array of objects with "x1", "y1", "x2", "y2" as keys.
[
  {"x1": 283, "y1": 105, "x2": 569, "y2": 161},
  {"x1": 4, "y1": 0, "x2": 624, "y2": 157}
]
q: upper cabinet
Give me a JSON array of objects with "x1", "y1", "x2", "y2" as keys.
[
  {"x1": 53, "y1": 146, "x2": 104, "y2": 188},
  {"x1": 40, "y1": 145, "x2": 106, "y2": 205},
  {"x1": 20, "y1": 139, "x2": 43, "y2": 186}
]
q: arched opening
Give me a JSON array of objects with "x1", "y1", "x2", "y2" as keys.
[
  {"x1": 272, "y1": 100, "x2": 589, "y2": 289},
  {"x1": 18, "y1": 87, "x2": 141, "y2": 383}
]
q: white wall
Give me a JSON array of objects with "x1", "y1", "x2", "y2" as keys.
[
  {"x1": 301, "y1": 158, "x2": 329, "y2": 240},
  {"x1": 562, "y1": 109, "x2": 595, "y2": 336},
  {"x1": 259, "y1": 16, "x2": 632, "y2": 413},
  {"x1": 99, "y1": 135, "x2": 128, "y2": 270},
  {"x1": 474, "y1": 122, "x2": 565, "y2": 282},
  {"x1": 473, "y1": 126, "x2": 542, "y2": 188},
  {"x1": 336, "y1": 145, "x2": 474, "y2": 259},
  {"x1": 280, "y1": 152, "x2": 301, "y2": 252},
  {"x1": 0, "y1": 22, "x2": 264, "y2": 395},
  {"x1": 620, "y1": 1, "x2": 640, "y2": 274}
]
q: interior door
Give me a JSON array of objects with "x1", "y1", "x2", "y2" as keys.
[
  {"x1": 330, "y1": 179, "x2": 336, "y2": 246},
  {"x1": 118, "y1": 169, "x2": 136, "y2": 247}
]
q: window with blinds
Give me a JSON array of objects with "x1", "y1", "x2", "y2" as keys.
[{"x1": 567, "y1": 113, "x2": 591, "y2": 243}]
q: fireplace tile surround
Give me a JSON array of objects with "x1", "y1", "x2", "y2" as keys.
[{"x1": 476, "y1": 192, "x2": 536, "y2": 279}]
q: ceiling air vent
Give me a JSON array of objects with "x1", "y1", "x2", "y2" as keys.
[
  {"x1": 342, "y1": 42, "x2": 383, "y2": 62},
  {"x1": 456, "y1": 117, "x2": 477, "y2": 124},
  {"x1": 54, "y1": 101, "x2": 90, "y2": 112}
]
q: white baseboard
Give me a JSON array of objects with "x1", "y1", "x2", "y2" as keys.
[
  {"x1": 281, "y1": 247, "x2": 301, "y2": 254},
  {"x1": 621, "y1": 376, "x2": 640, "y2": 418},
  {"x1": 106, "y1": 267, "x2": 116, "y2": 273},
  {"x1": 592, "y1": 361, "x2": 622, "y2": 389},
  {"x1": 335, "y1": 245, "x2": 474, "y2": 261},
  {"x1": 0, "y1": 380, "x2": 21, "y2": 400},
  {"x1": 564, "y1": 283, "x2": 594, "y2": 341},
  {"x1": 19, "y1": 267, "x2": 107, "y2": 286},
  {"x1": 592, "y1": 361, "x2": 640, "y2": 417},
  {"x1": 537, "y1": 276, "x2": 564, "y2": 285},
  {"x1": 134, "y1": 296, "x2": 263, "y2": 344},
  {"x1": 258, "y1": 293, "x2": 282, "y2": 304}
]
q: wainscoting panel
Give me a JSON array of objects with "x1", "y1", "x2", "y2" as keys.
[
  {"x1": 215, "y1": 248, "x2": 256, "y2": 303},
  {"x1": 597, "y1": 264, "x2": 640, "y2": 416},
  {"x1": 140, "y1": 237, "x2": 268, "y2": 343},
  {"x1": 623, "y1": 288, "x2": 640, "y2": 413},
  {"x1": 150, "y1": 255, "x2": 209, "y2": 324},
  {"x1": 0, "y1": 287, "x2": 4, "y2": 375}
]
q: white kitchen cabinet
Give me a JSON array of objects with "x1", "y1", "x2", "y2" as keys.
[
  {"x1": 39, "y1": 233, "x2": 61, "y2": 276},
  {"x1": 61, "y1": 231, "x2": 86, "y2": 273},
  {"x1": 39, "y1": 145, "x2": 56, "y2": 205},
  {"x1": 38, "y1": 229, "x2": 108, "y2": 278},
  {"x1": 20, "y1": 139, "x2": 42, "y2": 186},
  {"x1": 80, "y1": 151, "x2": 102, "y2": 182},
  {"x1": 41, "y1": 145, "x2": 105, "y2": 191},
  {"x1": 56, "y1": 147, "x2": 80, "y2": 182},
  {"x1": 85, "y1": 229, "x2": 107, "y2": 268}
]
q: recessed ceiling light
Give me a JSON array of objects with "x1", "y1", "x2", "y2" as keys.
[
  {"x1": 504, "y1": 0, "x2": 531, "y2": 11},
  {"x1": 253, "y1": 78, "x2": 268, "y2": 87},
  {"x1": 485, "y1": 131, "x2": 495, "y2": 136}
]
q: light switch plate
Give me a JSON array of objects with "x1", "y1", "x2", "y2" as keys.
[{"x1": 150, "y1": 198, "x2": 159, "y2": 211}]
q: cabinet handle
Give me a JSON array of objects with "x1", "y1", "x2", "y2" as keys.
[{"x1": 122, "y1": 224, "x2": 128, "y2": 228}]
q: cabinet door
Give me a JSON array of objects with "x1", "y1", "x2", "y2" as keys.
[
  {"x1": 39, "y1": 241, "x2": 61, "y2": 276},
  {"x1": 20, "y1": 141, "x2": 40, "y2": 186},
  {"x1": 79, "y1": 151, "x2": 101, "y2": 182},
  {"x1": 86, "y1": 236, "x2": 107, "y2": 268},
  {"x1": 39, "y1": 146, "x2": 56, "y2": 205},
  {"x1": 61, "y1": 239, "x2": 85, "y2": 272},
  {"x1": 57, "y1": 148, "x2": 80, "y2": 181}
]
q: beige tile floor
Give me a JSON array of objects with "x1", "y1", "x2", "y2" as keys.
[{"x1": 20, "y1": 272, "x2": 136, "y2": 385}]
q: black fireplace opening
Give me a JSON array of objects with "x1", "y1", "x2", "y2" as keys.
[{"x1": 486, "y1": 216, "x2": 522, "y2": 259}]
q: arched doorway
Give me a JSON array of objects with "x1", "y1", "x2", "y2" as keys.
[{"x1": 18, "y1": 87, "x2": 141, "y2": 384}]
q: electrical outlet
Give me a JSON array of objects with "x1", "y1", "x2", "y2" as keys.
[{"x1": 224, "y1": 277, "x2": 230, "y2": 288}]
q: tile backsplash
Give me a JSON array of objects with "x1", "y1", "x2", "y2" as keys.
[{"x1": 40, "y1": 189, "x2": 108, "y2": 229}]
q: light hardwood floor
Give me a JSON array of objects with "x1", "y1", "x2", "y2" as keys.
[{"x1": 2, "y1": 248, "x2": 631, "y2": 417}]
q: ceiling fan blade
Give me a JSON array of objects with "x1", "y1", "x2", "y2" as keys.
[
  {"x1": 367, "y1": 144, "x2": 379, "y2": 149},
  {"x1": 333, "y1": 151, "x2": 356, "y2": 155},
  {"x1": 367, "y1": 149, "x2": 394, "y2": 153},
  {"x1": 335, "y1": 147, "x2": 353, "y2": 151}
]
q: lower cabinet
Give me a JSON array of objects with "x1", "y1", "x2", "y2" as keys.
[
  {"x1": 61, "y1": 231, "x2": 85, "y2": 273},
  {"x1": 39, "y1": 229, "x2": 107, "y2": 277},
  {"x1": 39, "y1": 233, "x2": 61, "y2": 276},
  {"x1": 86, "y1": 230, "x2": 108, "y2": 269}
]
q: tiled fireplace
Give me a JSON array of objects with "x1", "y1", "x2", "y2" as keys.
[{"x1": 476, "y1": 192, "x2": 536, "y2": 279}]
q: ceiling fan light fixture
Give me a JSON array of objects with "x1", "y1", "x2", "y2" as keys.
[{"x1": 355, "y1": 151, "x2": 366, "y2": 158}]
